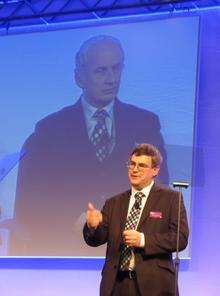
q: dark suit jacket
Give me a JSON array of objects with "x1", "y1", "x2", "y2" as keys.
[
  {"x1": 9, "y1": 99, "x2": 169, "y2": 256},
  {"x1": 83, "y1": 184, "x2": 189, "y2": 296}
]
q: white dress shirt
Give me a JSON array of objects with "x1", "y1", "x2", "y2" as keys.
[
  {"x1": 127, "y1": 180, "x2": 154, "y2": 270},
  {"x1": 81, "y1": 96, "x2": 116, "y2": 154},
  {"x1": 81, "y1": 96, "x2": 114, "y2": 138}
]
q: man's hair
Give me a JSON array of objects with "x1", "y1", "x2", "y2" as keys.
[
  {"x1": 130, "y1": 143, "x2": 163, "y2": 168},
  {"x1": 75, "y1": 35, "x2": 124, "y2": 73}
]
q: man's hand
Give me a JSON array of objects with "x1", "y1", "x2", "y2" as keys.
[
  {"x1": 123, "y1": 230, "x2": 142, "y2": 247},
  {"x1": 86, "y1": 202, "x2": 103, "y2": 229}
]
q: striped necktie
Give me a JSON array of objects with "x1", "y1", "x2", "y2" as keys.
[
  {"x1": 119, "y1": 192, "x2": 145, "y2": 270},
  {"x1": 90, "y1": 109, "x2": 110, "y2": 162}
]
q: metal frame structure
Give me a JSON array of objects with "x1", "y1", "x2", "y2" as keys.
[{"x1": 0, "y1": 0, "x2": 220, "y2": 34}]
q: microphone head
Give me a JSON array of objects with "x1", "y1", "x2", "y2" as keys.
[{"x1": 172, "y1": 181, "x2": 189, "y2": 189}]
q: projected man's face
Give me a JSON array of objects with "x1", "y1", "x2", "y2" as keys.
[{"x1": 77, "y1": 42, "x2": 124, "y2": 108}]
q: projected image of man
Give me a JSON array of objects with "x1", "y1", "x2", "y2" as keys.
[{"x1": 10, "y1": 35, "x2": 169, "y2": 256}]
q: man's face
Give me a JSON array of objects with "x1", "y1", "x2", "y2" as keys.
[
  {"x1": 77, "y1": 42, "x2": 124, "y2": 108},
  {"x1": 128, "y1": 154, "x2": 160, "y2": 190}
]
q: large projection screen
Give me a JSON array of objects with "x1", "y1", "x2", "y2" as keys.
[{"x1": 0, "y1": 15, "x2": 199, "y2": 257}]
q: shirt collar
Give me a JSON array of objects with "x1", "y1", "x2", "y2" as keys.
[
  {"x1": 81, "y1": 95, "x2": 114, "y2": 120},
  {"x1": 131, "y1": 180, "x2": 154, "y2": 198}
]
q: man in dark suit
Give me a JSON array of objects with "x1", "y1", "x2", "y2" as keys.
[
  {"x1": 9, "y1": 35, "x2": 169, "y2": 256},
  {"x1": 84, "y1": 143, "x2": 188, "y2": 296}
]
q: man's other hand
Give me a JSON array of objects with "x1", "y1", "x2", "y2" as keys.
[{"x1": 123, "y1": 230, "x2": 142, "y2": 247}]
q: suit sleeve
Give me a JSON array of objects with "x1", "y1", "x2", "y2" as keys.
[{"x1": 143, "y1": 192, "x2": 189, "y2": 255}]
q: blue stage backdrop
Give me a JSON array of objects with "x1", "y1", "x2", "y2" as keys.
[{"x1": 0, "y1": 16, "x2": 199, "y2": 258}]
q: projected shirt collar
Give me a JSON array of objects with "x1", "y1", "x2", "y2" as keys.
[{"x1": 81, "y1": 95, "x2": 114, "y2": 138}]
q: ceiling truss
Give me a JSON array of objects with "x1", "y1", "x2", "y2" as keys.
[{"x1": 0, "y1": 0, "x2": 220, "y2": 34}]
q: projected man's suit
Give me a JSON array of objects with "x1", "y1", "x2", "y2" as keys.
[{"x1": 9, "y1": 35, "x2": 169, "y2": 256}]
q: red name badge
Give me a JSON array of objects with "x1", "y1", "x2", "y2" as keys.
[{"x1": 150, "y1": 211, "x2": 162, "y2": 219}]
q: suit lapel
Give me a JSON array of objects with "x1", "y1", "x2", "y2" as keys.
[
  {"x1": 67, "y1": 99, "x2": 103, "y2": 162},
  {"x1": 113, "y1": 100, "x2": 134, "y2": 152},
  {"x1": 137, "y1": 184, "x2": 162, "y2": 230},
  {"x1": 119, "y1": 190, "x2": 131, "y2": 236},
  {"x1": 118, "y1": 185, "x2": 162, "y2": 232}
]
